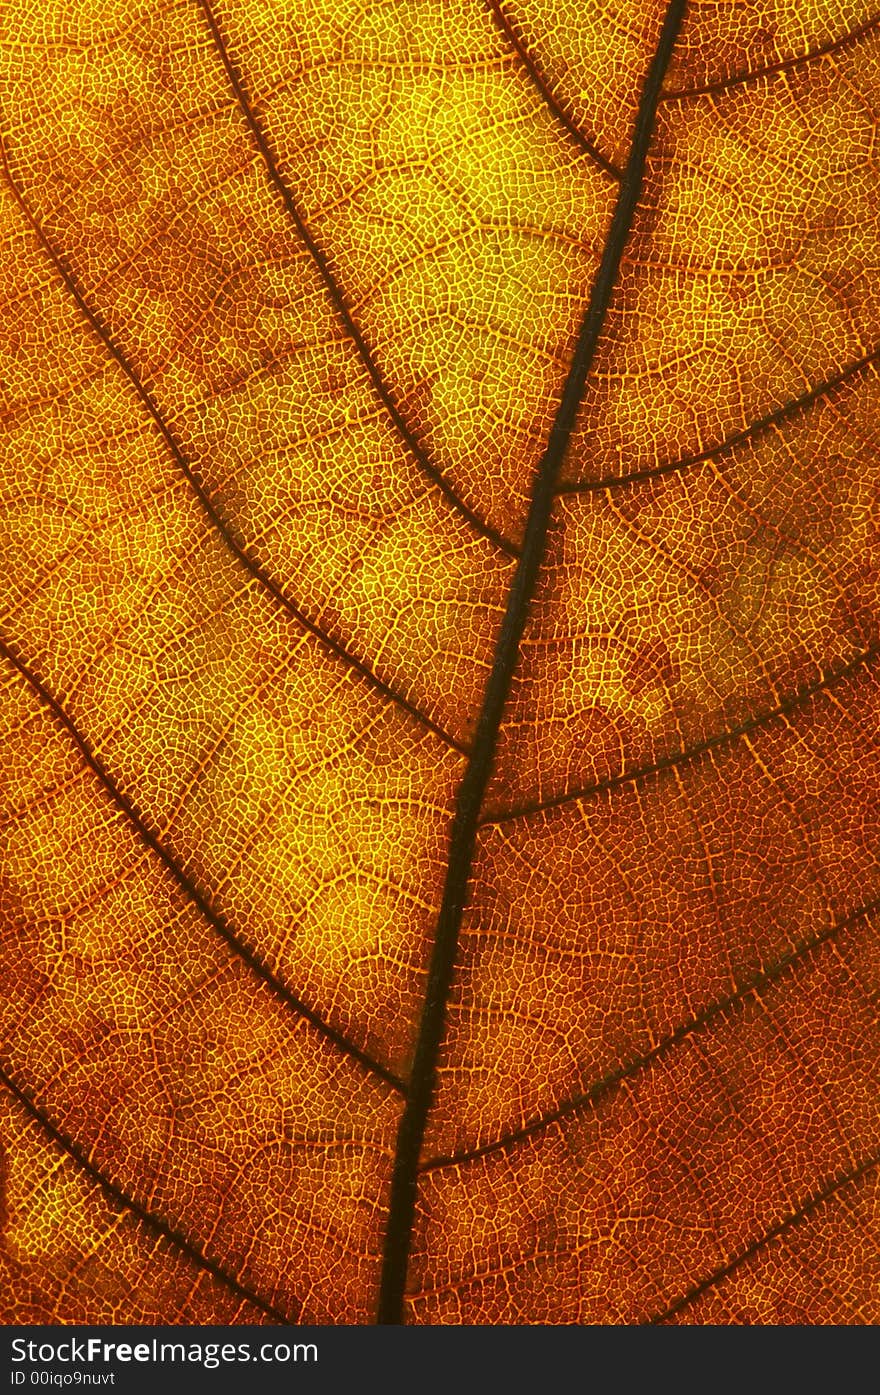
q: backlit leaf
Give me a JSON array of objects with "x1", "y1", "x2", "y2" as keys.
[{"x1": 1, "y1": 0, "x2": 879, "y2": 1324}]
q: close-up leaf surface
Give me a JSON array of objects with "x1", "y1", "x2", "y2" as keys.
[{"x1": 1, "y1": 0, "x2": 879, "y2": 1325}]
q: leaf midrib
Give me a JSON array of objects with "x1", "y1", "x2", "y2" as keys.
[
  {"x1": 376, "y1": 0, "x2": 689, "y2": 1325},
  {"x1": 2, "y1": 0, "x2": 870, "y2": 1327}
]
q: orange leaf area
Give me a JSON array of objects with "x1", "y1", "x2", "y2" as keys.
[{"x1": 1, "y1": 0, "x2": 879, "y2": 1324}]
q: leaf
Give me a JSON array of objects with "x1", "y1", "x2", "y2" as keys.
[{"x1": 1, "y1": 0, "x2": 879, "y2": 1326}]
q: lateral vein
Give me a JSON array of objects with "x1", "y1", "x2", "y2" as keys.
[
  {"x1": 0, "y1": 134, "x2": 466, "y2": 758},
  {"x1": 0, "y1": 636, "x2": 405, "y2": 1094},
  {"x1": 194, "y1": 0, "x2": 519, "y2": 559},
  {"x1": 0, "y1": 1060, "x2": 292, "y2": 1324}
]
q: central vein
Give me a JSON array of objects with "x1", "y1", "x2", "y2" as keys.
[{"x1": 376, "y1": 0, "x2": 689, "y2": 1325}]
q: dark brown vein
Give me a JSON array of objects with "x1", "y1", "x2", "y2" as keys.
[
  {"x1": 559, "y1": 345, "x2": 880, "y2": 495},
  {"x1": 0, "y1": 1060, "x2": 291, "y2": 1324},
  {"x1": 649, "y1": 1146, "x2": 880, "y2": 1323},
  {"x1": 0, "y1": 136, "x2": 466, "y2": 760},
  {"x1": 194, "y1": 0, "x2": 518, "y2": 559},
  {"x1": 482, "y1": 641, "x2": 880, "y2": 826},
  {"x1": 0, "y1": 636, "x2": 405, "y2": 1095},
  {"x1": 421, "y1": 892, "x2": 880, "y2": 1172},
  {"x1": 376, "y1": 0, "x2": 688, "y2": 1325},
  {"x1": 662, "y1": 10, "x2": 880, "y2": 101},
  {"x1": 485, "y1": 0, "x2": 622, "y2": 179}
]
